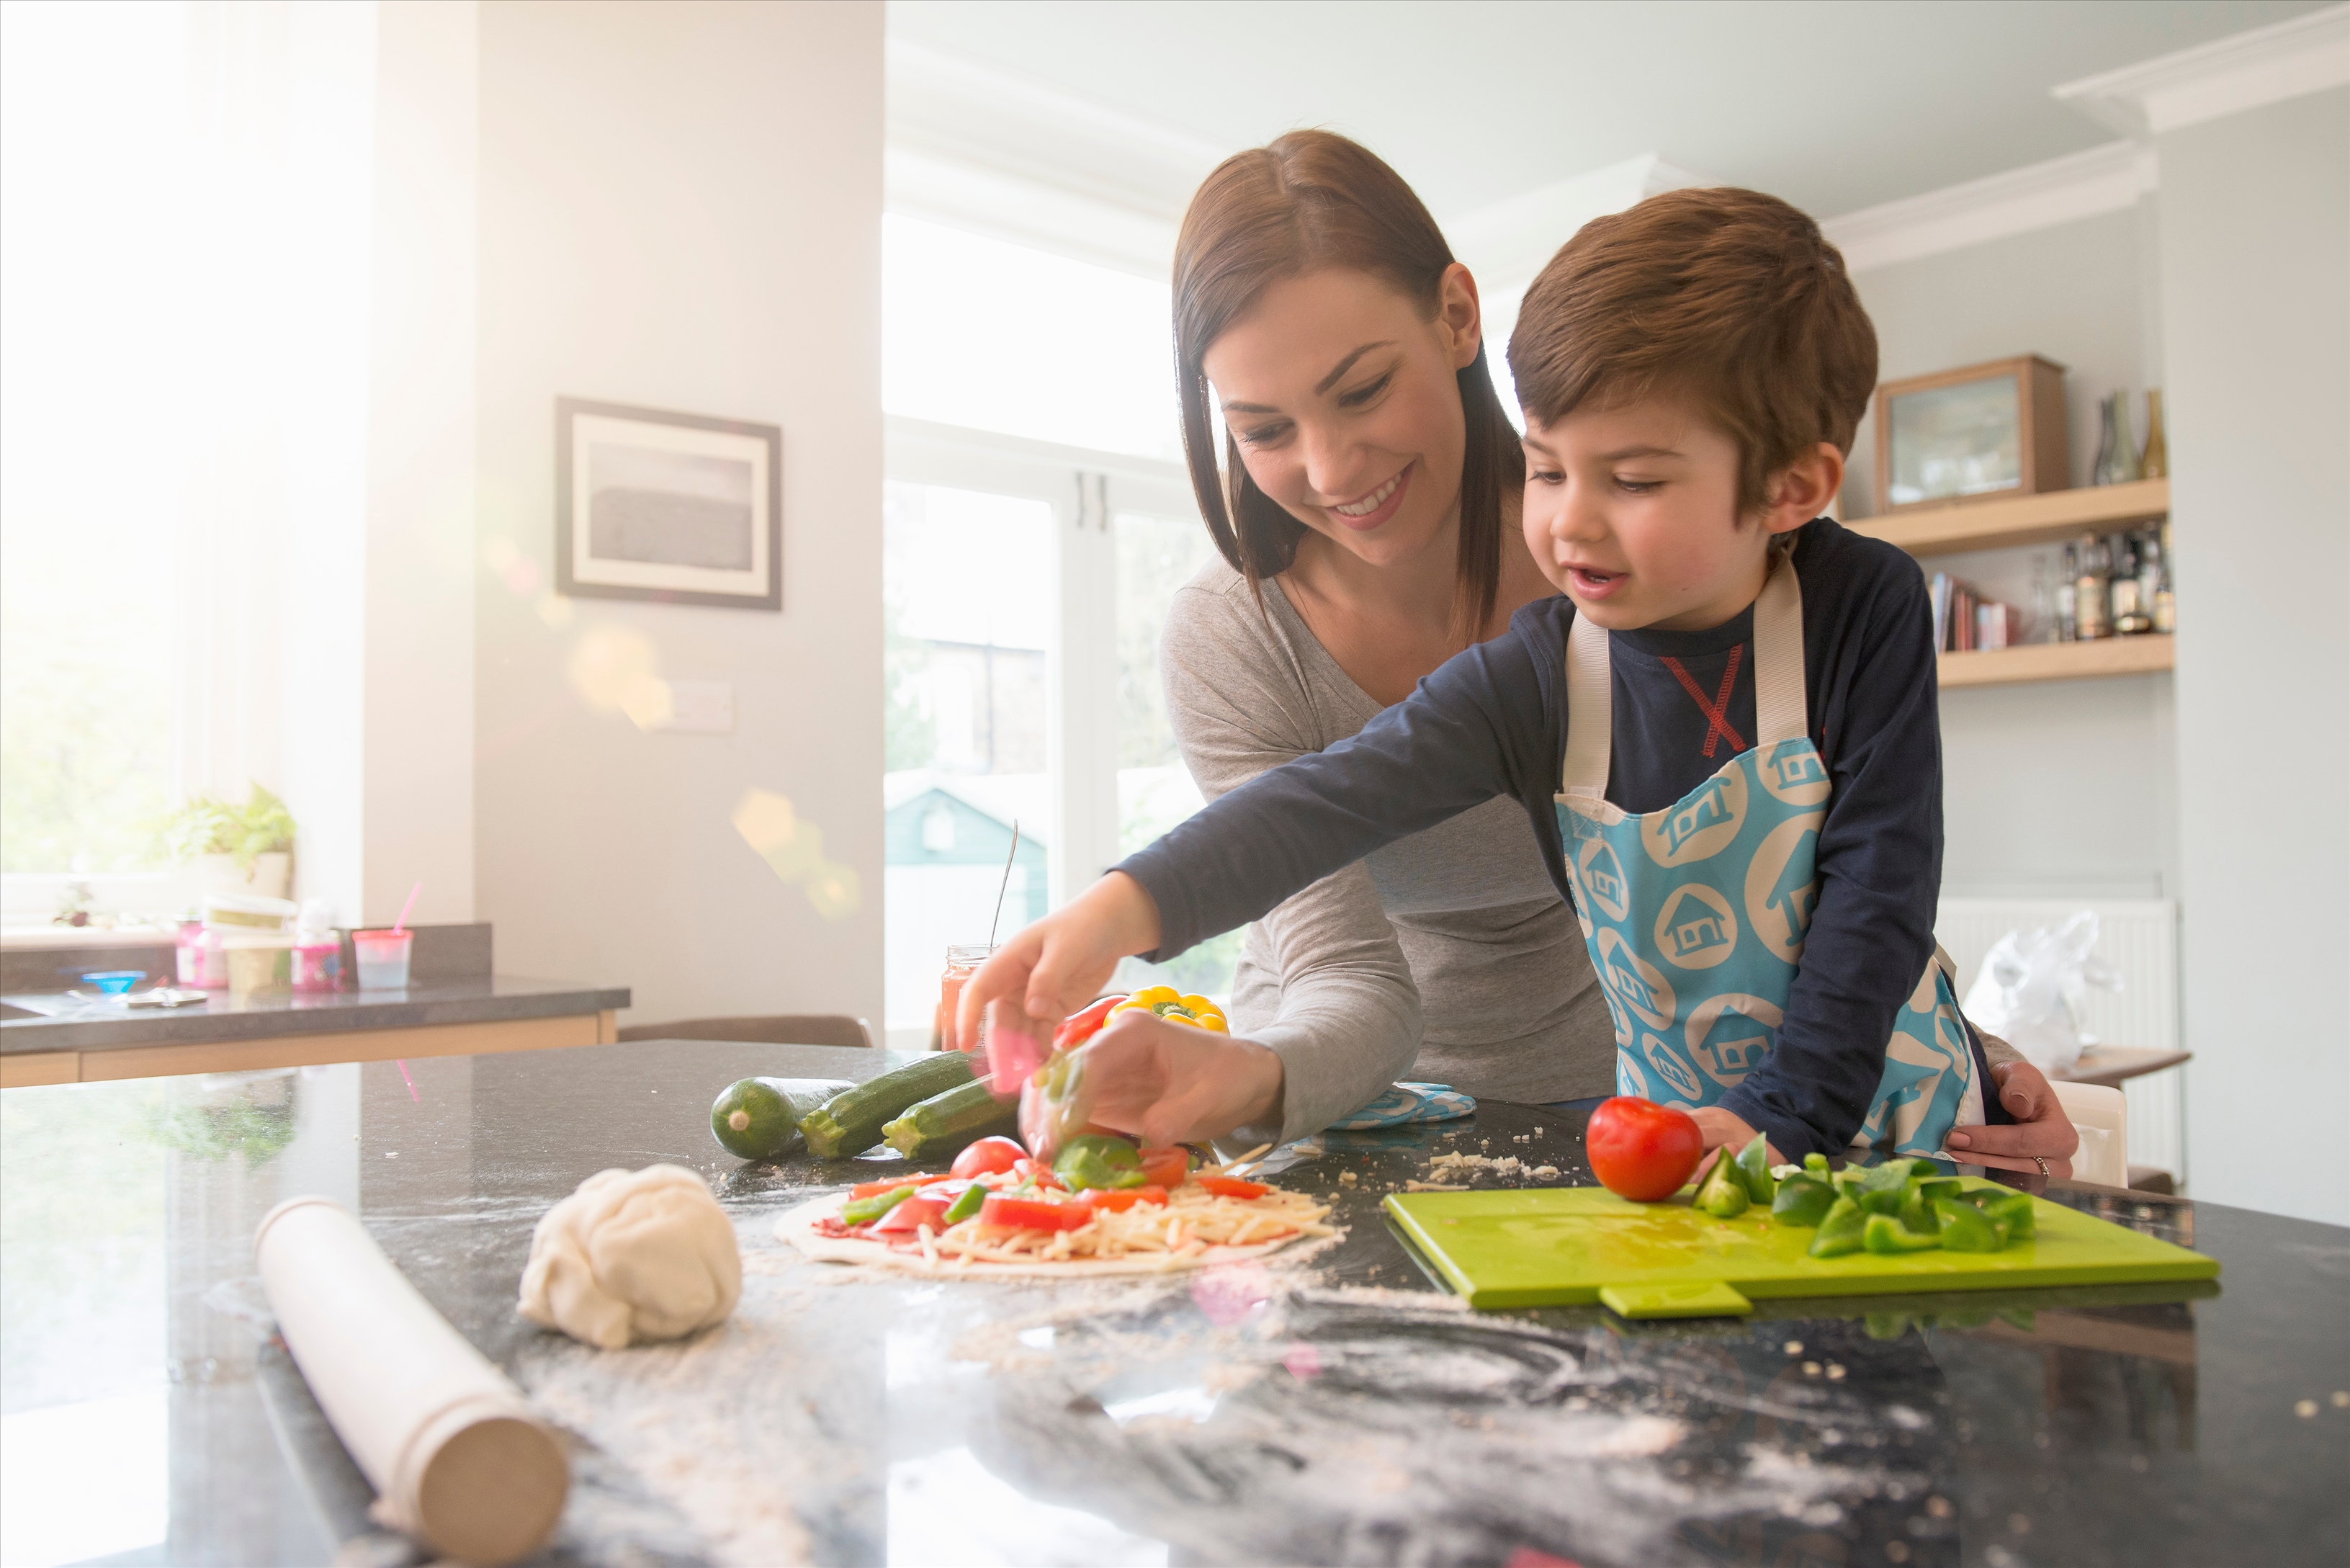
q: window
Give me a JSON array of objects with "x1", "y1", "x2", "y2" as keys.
[{"x1": 880, "y1": 216, "x2": 1246, "y2": 1043}]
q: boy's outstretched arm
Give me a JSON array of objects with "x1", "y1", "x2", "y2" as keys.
[{"x1": 955, "y1": 631, "x2": 1541, "y2": 1049}]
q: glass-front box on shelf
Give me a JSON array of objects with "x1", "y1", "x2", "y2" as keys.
[{"x1": 1874, "y1": 354, "x2": 2068, "y2": 513}]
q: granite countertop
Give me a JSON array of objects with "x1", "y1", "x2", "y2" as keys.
[
  {"x1": 3, "y1": 1040, "x2": 2343, "y2": 1567},
  {"x1": 0, "y1": 974, "x2": 632, "y2": 1052}
]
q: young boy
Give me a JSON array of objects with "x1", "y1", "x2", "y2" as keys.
[{"x1": 967, "y1": 187, "x2": 1993, "y2": 1163}]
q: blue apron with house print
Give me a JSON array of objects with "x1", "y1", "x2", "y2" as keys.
[{"x1": 1553, "y1": 551, "x2": 1983, "y2": 1158}]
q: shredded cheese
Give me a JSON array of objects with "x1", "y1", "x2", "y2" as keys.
[{"x1": 924, "y1": 1181, "x2": 1332, "y2": 1267}]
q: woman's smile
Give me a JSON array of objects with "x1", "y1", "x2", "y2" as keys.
[{"x1": 1324, "y1": 462, "x2": 1413, "y2": 531}]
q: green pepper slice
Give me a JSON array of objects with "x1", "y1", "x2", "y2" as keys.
[
  {"x1": 1862, "y1": 1212, "x2": 1942, "y2": 1255},
  {"x1": 841, "y1": 1183, "x2": 918, "y2": 1225},
  {"x1": 1734, "y1": 1135, "x2": 1777, "y2": 1204},
  {"x1": 1897, "y1": 1184, "x2": 1939, "y2": 1236},
  {"x1": 1052, "y1": 1132, "x2": 1146, "y2": 1193},
  {"x1": 1808, "y1": 1196, "x2": 1867, "y2": 1257},
  {"x1": 1932, "y1": 1196, "x2": 2005, "y2": 1253},
  {"x1": 1803, "y1": 1152, "x2": 1832, "y2": 1179},
  {"x1": 1977, "y1": 1190, "x2": 2035, "y2": 1240},
  {"x1": 1770, "y1": 1172, "x2": 1837, "y2": 1227},
  {"x1": 1855, "y1": 1159, "x2": 1914, "y2": 1214},
  {"x1": 1693, "y1": 1150, "x2": 1751, "y2": 1218},
  {"x1": 941, "y1": 1183, "x2": 986, "y2": 1224}
]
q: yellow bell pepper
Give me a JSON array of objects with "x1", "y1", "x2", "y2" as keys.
[{"x1": 1110, "y1": 985, "x2": 1228, "y2": 1033}]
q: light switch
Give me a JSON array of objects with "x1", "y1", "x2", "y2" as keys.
[{"x1": 649, "y1": 680, "x2": 734, "y2": 734}]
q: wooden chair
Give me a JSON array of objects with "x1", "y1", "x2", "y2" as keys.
[{"x1": 615, "y1": 1014, "x2": 874, "y2": 1050}]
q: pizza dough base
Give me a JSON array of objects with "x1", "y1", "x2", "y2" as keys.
[{"x1": 773, "y1": 1193, "x2": 1334, "y2": 1279}]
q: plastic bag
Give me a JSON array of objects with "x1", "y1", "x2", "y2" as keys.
[{"x1": 1960, "y1": 911, "x2": 2122, "y2": 1072}]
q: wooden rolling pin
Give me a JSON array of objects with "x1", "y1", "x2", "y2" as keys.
[{"x1": 254, "y1": 1197, "x2": 568, "y2": 1566}]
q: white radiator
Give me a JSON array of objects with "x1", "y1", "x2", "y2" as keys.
[{"x1": 1934, "y1": 897, "x2": 2184, "y2": 1183}]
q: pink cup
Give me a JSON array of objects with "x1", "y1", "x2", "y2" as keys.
[{"x1": 352, "y1": 930, "x2": 413, "y2": 990}]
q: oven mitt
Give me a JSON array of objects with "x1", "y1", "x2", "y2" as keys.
[{"x1": 1327, "y1": 1082, "x2": 1476, "y2": 1130}]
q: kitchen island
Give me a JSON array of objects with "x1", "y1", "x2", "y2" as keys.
[{"x1": 2, "y1": 1041, "x2": 2342, "y2": 1567}]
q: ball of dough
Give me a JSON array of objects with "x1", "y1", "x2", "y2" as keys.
[{"x1": 518, "y1": 1164, "x2": 740, "y2": 1349}]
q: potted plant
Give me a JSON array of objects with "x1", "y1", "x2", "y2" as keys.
[{"x1": 154, "y1": 784, "x2": 297, "y2": 900}]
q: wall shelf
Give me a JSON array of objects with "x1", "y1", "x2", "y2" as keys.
[
  {"x1": 1938, "y1": 635, "x2": 2174, "y2": 689},
  {"x1": 1848, "y1": 478, "x2": 2171, "y2": 558}
]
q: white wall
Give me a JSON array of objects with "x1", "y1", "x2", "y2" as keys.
[
  {"x1": 359, "y1": 0, "x2": 477, "y2": 928},
  {"x1": 474, "y1": 1, "x2": 885, "y2": 1026},
  {"x1": 1847, "y1": 207, "x2": 2178, "y2": 903},
  {"x1": 2157, "y1": 86, "x2": 2349, "y2": 1226}
]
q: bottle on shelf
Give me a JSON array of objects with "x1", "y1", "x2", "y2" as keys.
[
  {"x1": 2091, "y1": 391, "x2": 2140, "y2": 487},
  {"x1": 2139, "y1": 389, "x2": 2168, "y2": 480},
  {"x1": 2135, "y1": 533, "x2": 2165, "y2": 636},
  {"x1": 2030, "y1": 553, "x2": 2057, "y2": 645},
  {"x1": 2152, "y1": 523, "x2": 2176, "y2": 634},
  {"x1": 2055, "y1": 543, "x2": 2078, "y2": 642},
  {"x1": 2073, "y1": 532, "x2": 2112, "y2": 640},
  {"x1": 2110, "y1": 532, "x2": 2148, "y2": 635}
]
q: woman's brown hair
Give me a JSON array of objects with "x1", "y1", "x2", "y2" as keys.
[{"x1": 1172, "y1": 130, "x2": 1524, "y2": 640}]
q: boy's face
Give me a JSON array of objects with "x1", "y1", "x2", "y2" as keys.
[{"x1": 1520, "y1": 395, "x2": 1822, "y2": 633}]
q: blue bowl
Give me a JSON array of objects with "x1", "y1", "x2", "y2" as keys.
[{"x1": 81, "y1": 970, "x2": 146, "y2": 995}]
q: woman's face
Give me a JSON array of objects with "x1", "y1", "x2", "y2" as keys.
[{"x1": 1203, "y1": 264, "x2": 1484, "y2": 571}]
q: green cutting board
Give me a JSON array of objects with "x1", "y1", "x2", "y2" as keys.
[{"x1": 1384, "y1": 1181, "x2": 2217, "y2": 1316}]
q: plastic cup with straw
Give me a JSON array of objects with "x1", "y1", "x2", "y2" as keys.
[{"x1": 355, "y1": 882, "x2": 422, "y2": 991}]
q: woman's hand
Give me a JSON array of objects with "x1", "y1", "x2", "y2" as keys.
[
  {"x1": 953, "y1": 872, "x2": 1163, "y2": 1052},
  {"x1": 1057, "y1": 1011, "x2": 1286, "y2": 1148},
  {"x1": 1943, "y1": 1061, "x2": 2079, "y2": 1179}
]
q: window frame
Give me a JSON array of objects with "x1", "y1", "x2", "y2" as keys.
[{"x1": 883, "y1": 414, "x2": 1198, "y2": 912}]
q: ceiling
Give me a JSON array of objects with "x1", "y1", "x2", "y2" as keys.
[{"x1": 888, "y1": 0, "x2": 2326, "y2": 220}]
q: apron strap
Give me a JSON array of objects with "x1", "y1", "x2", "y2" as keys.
[
  {"x1": 1753, "y1": 545, "x2": 1808, "y2": 745},
  {"x1": 1561, "y1": 609, "x2": 1613, "y2": 797},
  {"x1": 1559, "y1": 544, "x2": 1811, "y2": 798}
]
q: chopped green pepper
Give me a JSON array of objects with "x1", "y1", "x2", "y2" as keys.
[
  {"x1": 1803, "y1": 1152, "x2": 1831, "y2": 1179},
  {"x1": 1977, "y1": 1189, "x2": 2035, "y2": 1240},
  {"x1": 1917, "y1": 1178, "x2": 1963, "y2": 1205},
  {"x1": 1808, "y1": 1196, "x2": 1867, "y2": 1257},
  {"x1": 1734, "y1": 1135, "x2": 1777, "y2": 1204},
  {"x1": 1770, "y1": 1172, "x2": 1837, "y2": 1227},
  {"x1": 1693, "y1": 1150, "x2": 1752, "y2": 1218},
  {"x1": 1897, "y1": 1184, "x2": 1939, "y2": 1236},
  {"x1": 841, "y1": 1183, "x2": 919, "y2": 1225},
  {"x1": 1852, "y1": 1158, "x2": 1921, "y2": 1214},
  {"x1": 942, "y1": 1183, "x2": 987, "y2": 1224},
  {"x1": 1863, "y1": 1213, "x2": 1942, "y2": 1255},
  {"x1": 1932, "y1": 1196, "x2": 2005, "y2": 1252},
  {"x1": 1052, "y1": 1133, "x2": 1146, "y2": 1193}
]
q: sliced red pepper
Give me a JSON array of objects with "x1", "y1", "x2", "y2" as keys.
[
  {"x1": 979, "y1": 1193, "x2": 1092, "y2": 1232},
  {"x1": 1197, "y1": 1176, "x2": 1268, "y2": 1200},
  {"x1": 1078, "y1": 1185, "x2": 1167, "y2": 1213},
  {"x1": 1053, "y1": 993, "x2": 1126, "y2": 1050},
  {"x1": 1011, "y1": 1159, "x2": 1066, "y2": 1190},
  {"x1": 1138, "y1": 1147, "x2": 1190, "y2": 1188},
  {"x1": 874, "y1": 1196, "x2": 951, "y2": 1235}
]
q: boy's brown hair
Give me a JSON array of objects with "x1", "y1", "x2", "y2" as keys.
[{"x1": 1507, "y1": 187, "x2": 1877, "y2": 515}]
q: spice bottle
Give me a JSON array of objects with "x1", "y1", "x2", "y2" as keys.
[
  {"x1": 2073, "y1": 533, "x2": 2112, "y2": 640},
  {"x1": 2110, "y1": 534, "x2": 2147, "y2": 635},
  {"x1": 2055, "y1": 543, "x2": 2078, "y2": 642}
]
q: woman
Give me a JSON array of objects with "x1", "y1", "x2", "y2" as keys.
[{"x1": 1021, "y1": 130, "x2": 2076, "y2": 1177}]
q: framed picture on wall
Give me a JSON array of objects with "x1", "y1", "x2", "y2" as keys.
[{"x1": 555, "y1": 397, "x2": 781, "y2": 609}]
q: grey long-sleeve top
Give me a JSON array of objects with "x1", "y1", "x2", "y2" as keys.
[{"x1": 1162, "y1": 560, "x2": 1615, "y2": 1148}]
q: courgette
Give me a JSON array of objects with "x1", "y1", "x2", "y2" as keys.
[
  {"x1": 710, "y1": 1076, "x2": 856, "y2": 1160},
  {"x1": 881, "y1": 1075, "x2": 1017, "y2": 1160},
  {"x1": 802, "y1": 1053, "x2": 979, "y2": 1158}
]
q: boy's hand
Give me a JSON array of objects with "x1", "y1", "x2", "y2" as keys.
[
  {"x1": 1943, "y1": 1061, "x2": 2079, "y2": 1178},
  {"x1": 1059, "y1": 1011, "x2": 1285, "y2": 1149},
  {"x1": 1688, "y1": 1106, "x2": 1782, "y2": 1170},
  {"x1": 953, "y1": 872, "x2": 1164, "y2": 1053}
]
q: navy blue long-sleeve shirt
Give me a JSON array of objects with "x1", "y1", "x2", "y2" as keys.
[{"x1": 1118, "y1": 519, "x2": 1950, "y2": 1159}]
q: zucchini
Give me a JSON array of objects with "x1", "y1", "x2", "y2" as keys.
[
  {"x1": 710, "y1": 1076, "x2": 856, "y2": 1160},
  {"x1": 802, "y1": 1053, "x2": 978, "y2": 1158},
  {"x1": 882, "y1": 1076, "x2": 1016, "y2": 1160}
]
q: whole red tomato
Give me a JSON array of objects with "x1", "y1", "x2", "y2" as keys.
[{"x1": 1584, "y1": 1097, "x2": 1704, "y2": 1201}]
